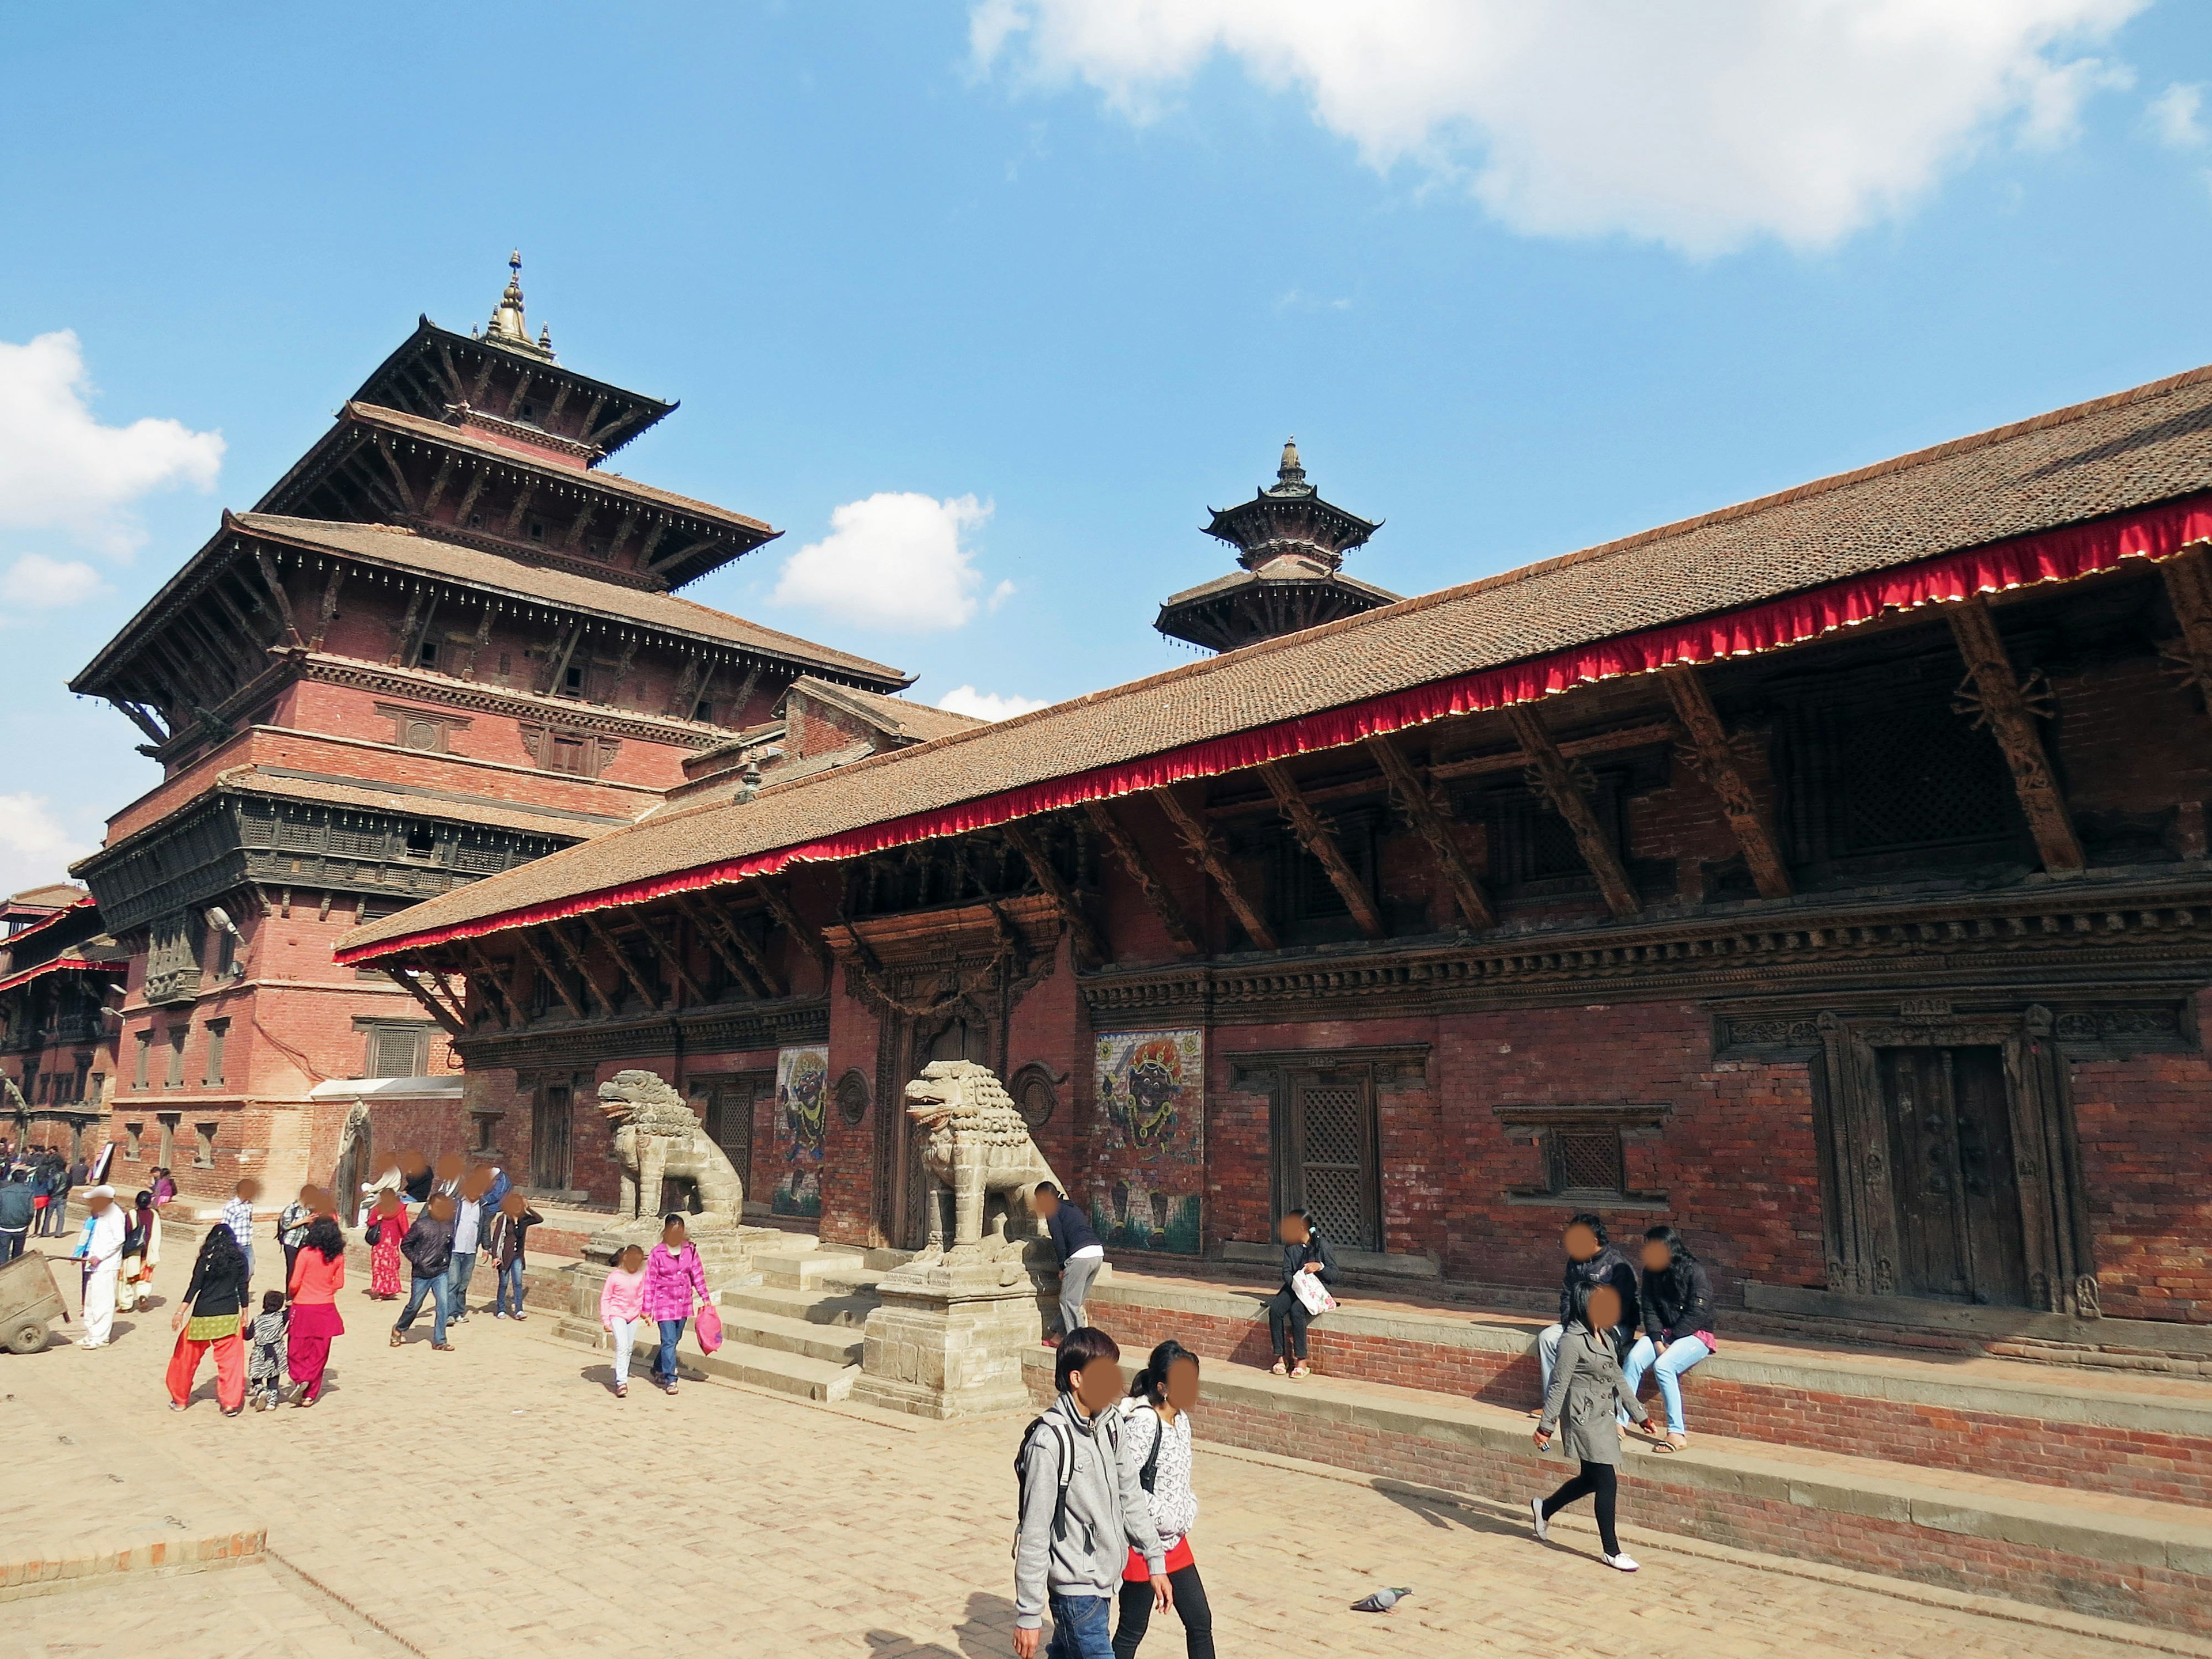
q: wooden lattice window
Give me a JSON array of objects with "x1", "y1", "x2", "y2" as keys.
[{"x1": 1495, "y1": 1103, "x2": 1672, "y2": 1208}]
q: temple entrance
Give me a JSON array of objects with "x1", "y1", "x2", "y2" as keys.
[
  {"x1": 1877, "y1": 1046, "x2": 2030, "y2": 1306},
  {"x1": 532, "y1": 1082, "x2": 573, "y2": 1192},
  {"x1": 1278, "y1": 1070, "x2": 1381, "y2": 1252},
  {"x1": 692, "y1": 1073, "x2": 767, "y2": 1203}
]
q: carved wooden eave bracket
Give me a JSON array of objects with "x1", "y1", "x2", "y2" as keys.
[
  {"x1": 1152, "y1": 785, "x2": 1278, "y2": 952},
  {"x1": 1082, "y1": 800, "x2": 1200, "y2": 956},
  {"x1": 1506, "y1": 704, "x2": 1641, "y2": 919},
  {"x1": 384, "y1": 962, "x2": 467, "y2": 1039},
  {"x1": 1662, "y1": 665, "x2": 1792, "y2": 900},
  {"x1": 999, "y1": 817, "x2": 1108, "y2": 968},
  {"x1": 1945, "y1": 596, "x2": 2085, "y2": 875},
  {"x1": 1257, "y1": 760, "x2": 1387, "y2": 938},
  {"x1": 1365, "y1": 733, "x2": 1495, "y2": 930}
]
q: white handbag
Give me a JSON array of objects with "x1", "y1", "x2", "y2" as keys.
[{"x1": 1290, "y1": 1270, "x2": 1337, "y2": 1317}]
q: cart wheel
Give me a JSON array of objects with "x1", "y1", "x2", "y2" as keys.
[{"x1": 6, "y1": 1320, "x2": 48, "y2": 1355}]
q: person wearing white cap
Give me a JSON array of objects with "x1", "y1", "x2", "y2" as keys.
[{"x1": 73, "y1": 1187, "x2": 127, "y2": 1348}]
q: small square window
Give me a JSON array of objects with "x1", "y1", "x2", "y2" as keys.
[
  {"x1": 563, "y1": 665, "x2": 586, "y2": 695},
  {"x1": 404, "y1": 824, "x2": 436, "y2": 857},
  {"x1": 417, "y1": 641, "x2": 440, "y2": 670},
  {"x1": 528, "y1": 521, "x2": 546, "y2": 543},
  {"x1": 124, "y1": 1123, "x2": 142, "y2": 1160},
  {"x1": 194, "y1": 1122, "x2": 218, "y2": 1168},
  {"x1": 1551, "y1": 1129, "x2": 1624, "y2": 1196},
  {"x1": 693, "y1": 698, "x2": 715, "y2": 723}
]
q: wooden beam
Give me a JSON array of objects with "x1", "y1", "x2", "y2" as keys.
[
  {"x1": 501, "y1": 478, "x2": 539, "y2": 539},
  {"x1": 387, "y1": 586, "x2": 426, "y2": 666},
  {"x1": 607, "y1": 634, "x2": 641, "y2": 705},
  {"x1": 548, "y1": 921, "x2": 621, "y2": 1015},
  {"x1": 421, "y1": 453, "x2": 458, "y2": 518},
  {"x1": 1082, "y1": 800, "x2": 1199, "y2": 955},
  {"x1": 515, "y1": 927, "x2": 585, "y2": 1020},
  {"x1": 501, "y1": 369, "x2": 535, "y2": 419},
  {"x1": 206, "y1": 573, "x2": 271, "y2": 652},
  {"x1": 637, "y1": 916, "x2": 710, "y2": 1007},
  {"x1": 1426, "y1": 721, "x2": 1680, "y2": 783},
  {"x1": 433, "y1": 342, "x2": 468, "y2": 403},
  {"x1": 1364, "y1": 734, "x2": 1496, "y2": 929},
  {"x1": 1946, "y1": 596, "x2": 2085, "y2": 874},
  {"x1": 675, "y1": 893, "x2": 775, "y2": 998},
  {"x1": 634, "y1": 521, "x2": 668, "y2": 570},
  {"x1": 1506, "y1": 704, "x2": 1641, "y2": 919},
  {"x1": 649, "y1": 536, "x2": 717, "y2": 575},
  {"x1": 112, "y1": 699, "x2": 169, "y2": 746},
  {"x1": 310, "y1": 566, "x2": 345, "y2": 650},
  {"x1": 1662, "y1": 666, "x2": 1793, "y2": 900},
  {"x1": 1257, "y1": 762, "x2": 1386, "y2": 938},
  {"x1": 722, "y1": 660, "x2": 765, "y2": 726},
  {"x1": 384, "y1": 965, "x2": 465, "y2": 1039},
  {"x1": 585, "y1": 914, "x2": 663, "y2": 1011},
  {"x1": 539, "y1": 623, "x2": 583, "y2": 695},
  {"x1": 1000, "y1": 820, "x2": 1109, "y2": 967},
  {"x1": 458, "y1": 941, "x2": 517, "y2": 1029},
  {"x1": 2160, "y1": 545, "x2": 2212, "y2": 709},
  {"x1": 451, "y1": 468, "x2": 488, "y2": 531},
  {"x1": 371, "y1": 441, "x2": 419, "y2": 513},
  {"x1": 662, "y1": 655, "x2": 702, "y2": 717},
  {"x1": 400, "y1": 592, "x2": 441, "y2": 671},
  {"x1": 562, "y1": 500, "x2": 596, "y2": 553},
  {"x1": 462, "y1": 602, "x2": 495, "y2": 680},
  {"x1": 1152, "y1": 786, "x2": 1278, "y2": 951},
  {"x1": 754, "y1": 876, "x2": 832, "y2": 982},
  {"x1": 251, "y1": 550, "x2": 303, "y2": 645}
]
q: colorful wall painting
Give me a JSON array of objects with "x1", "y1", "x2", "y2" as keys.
[
  {"x1": 772, "y1": 1045, "x2": 829, "y2": 1216},
  {"x1": 1090, "y1": 1028, "x2": 1205, "y2": 1255}
]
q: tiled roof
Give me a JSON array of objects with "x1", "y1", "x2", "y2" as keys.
[
  {"x1": 232, "y1": 514, "x2": 910, "y2": 686},
  {"x1": 343, "y1": 359, "x2": 2212, "y2": 955},
  {"x1": 326, "y1": 402, "x2": 774, "y2": 536},
  {"x1": 788, "y1": 678, "x2": 987, "y2": 745}
]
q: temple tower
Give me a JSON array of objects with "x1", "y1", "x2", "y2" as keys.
[{"x1": 1154, "y1": 440, "x2": 1400, "y2": 653}]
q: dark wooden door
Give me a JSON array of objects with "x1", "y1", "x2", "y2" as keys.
[
  {"x1": 1283, "y1": 1073, "x2": 1381, "y2": 1252},
  {"x1": 1878, "y1": 1046, "x2": 2029, "y2": 1306},
  {"x1": 532, "y1": 1083, "x2": 573, "y2": 1192},
  {"x1": 700, "y1": 1077, "x2": 757, "y2": 1197}
]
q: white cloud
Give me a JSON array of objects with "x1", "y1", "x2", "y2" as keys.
[
  {"x1": 0, "y1": 554, "x2": 107, "y2": 613},
  {"x1": 972, "y1": 0, "x2": 2147, "y2": 255},
  {"x1": 0, "y1": 794, "x2": 94, "y2": 897},
  {"x1": 772, "y1": 492, "x2": 997, "y2": 630},
  {"x1": 0, "y1": 330, "x2": 224, "y2": 557},
  {"x1": 936, "y1": 684, "x2": 1051, "y2": 721},
  {"x1": 2149, "y1": 82, "x2": 2206, "y2": 148}
]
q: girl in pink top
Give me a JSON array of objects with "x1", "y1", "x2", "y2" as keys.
[
  {"x1": 599, "y1": 1244, "x2": 648, "y2": 1398},
  {"x1": 643, "y1": 1214, "x2": 708, "y2": 1395}
]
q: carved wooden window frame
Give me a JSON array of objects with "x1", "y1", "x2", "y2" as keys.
[{"x1": 1493, "y1": 1101, "x2": 1672, "y2": 1209}]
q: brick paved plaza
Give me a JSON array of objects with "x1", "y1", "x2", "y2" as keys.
[{"x1": 2, "y1": 1241, "x2": 2195, "y2": 1659}]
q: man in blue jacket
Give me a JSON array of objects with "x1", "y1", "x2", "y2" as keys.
[{"x1": 1031, "y1": 1183, "x2": 1105, "y2": 1350}]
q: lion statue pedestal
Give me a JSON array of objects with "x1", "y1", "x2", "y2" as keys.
[{"x1": 853, "y1": 1061, "x2": 1067, "y2": 1420}]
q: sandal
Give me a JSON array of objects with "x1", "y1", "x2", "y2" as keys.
[
  {"x1": 389, "y1": 1331, "x2": 403, "y2": 1347},
  {"x1": 1270, "y1": 1360, "x2": 1288, "y2": 1377},
  {"x1": 615, "y1": 1384, "x2": 627, "y2": 1398},
  {"x1": 1290, "y1": 1362, "x2": 1311, "y2": 1380},
  {"x1": 1666, "y1": 1432, "x2": 1688, "y2": 1452}
]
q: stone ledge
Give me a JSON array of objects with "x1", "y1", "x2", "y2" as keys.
[
  {"x1": 0, "y1": 1524, "x2": 267, "y2": 1603},
  {"x1": 1744, "y1": 1283, "x2": 2212, "y2": 1359},
  {"x1": 1092, "y1": 1272, "x2": 2212, "y2": 1437}
]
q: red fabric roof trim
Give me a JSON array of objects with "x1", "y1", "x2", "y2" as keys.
[
  {"x1": 0, "y1": 956, "x2": 120, "y2": 998},
  {"x1": 338, "y1": 493, "x2": 2212, "y2": 965}
]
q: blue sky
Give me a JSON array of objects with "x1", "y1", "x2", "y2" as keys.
[{"x1": 3, "y1": 1, "x2": 2211, "y2": 891}]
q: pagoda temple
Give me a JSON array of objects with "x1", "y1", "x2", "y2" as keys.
[
  {"x1": 1154, "y1": 439, "x2": 1401, "y2": 652},
  {"x1": 52, "y1": 255, "x2": 911, "y2": 1203}
]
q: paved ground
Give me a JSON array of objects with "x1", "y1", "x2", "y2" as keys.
[{"x1": 0, "y1": 1239, "x2": 2190, "y2": 1658}]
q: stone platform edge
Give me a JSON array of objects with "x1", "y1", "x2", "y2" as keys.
[
  {"x1": 1020, "y1": 1348, "x2": 2212, "y2": 1636},
  {"x1": 0, "y1": 1522, "x2": 267, "y2": 1603}
]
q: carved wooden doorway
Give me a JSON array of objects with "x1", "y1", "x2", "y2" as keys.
[
  {"x1": 690, "y1": 1072, "x2": 768, "y2": 1204},
  {"x1": 1813, "y1": 1006, "x2": 2096, "y2": 1316},
  {"x1": 1877, "y1": 1046, "x2": 2031, "y2": 1306},
  {"x1": 1280, "y1": 1070, "x2": 1381, "y2": 1252},
  {"x1": 531, "y1": 1081, "x2": 573, "y2": 1192}
]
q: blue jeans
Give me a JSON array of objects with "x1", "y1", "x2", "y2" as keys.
[
  {"x1": 448, "y1": 1250, "x2": 478, "y2": 1310},
  {"x1": 495, "y1": 1256, "x2": 526, "y2": 1316},
  {"x1": 1047, "y1": 1593, "x2": 1114, "y2": 1659},
  {"x1": 654, "y1": 1317, "x2": 686, "y2": 1383},
  {"x1": 394, "y1": 1271, "x2": 450, "y2": 1343},
  {"x1": 1622, "y1": 1333, "x2": 1711, "y2": 1434}
]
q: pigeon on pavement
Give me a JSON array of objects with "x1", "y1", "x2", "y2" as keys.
[{"x1": 1351, "y1": 1587, "x2": 1412, "y2": 1612}]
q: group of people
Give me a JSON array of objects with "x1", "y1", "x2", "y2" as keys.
[{"x1": 361, "y1": 1154, "x2": 542, "y2": 1350}]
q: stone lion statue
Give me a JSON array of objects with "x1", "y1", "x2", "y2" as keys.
[
  {"x1": 599, "y1": 1069, "x2": 743, "y2": 1230},
  {"x1": 906, "y1": 1060, "x2": 1061, "y2": 1260}
]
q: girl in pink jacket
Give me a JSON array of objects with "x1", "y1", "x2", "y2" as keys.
[
  {"x1": 598, "y1": 1244, "x2": 648, "y2": 1398},
  {"x1": 643, "y1": 1214, "x2": 707, "y2": 1395}
]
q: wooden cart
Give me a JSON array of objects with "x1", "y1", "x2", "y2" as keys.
[{"x1": 0, "y1": 1250, "x2": 66, "y2": 1354}]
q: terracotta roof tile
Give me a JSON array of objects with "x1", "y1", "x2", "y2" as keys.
[
  {"x1": 342, "y1": 359, "x2": 2212, "y2": 955},
  {"x1": 233, "y1": 514, "x2": 910, "y2": 685}
]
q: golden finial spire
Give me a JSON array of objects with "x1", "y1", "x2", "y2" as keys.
[{"x1": 1274, "y1": 435, "x2": 1308, "y2": 491}]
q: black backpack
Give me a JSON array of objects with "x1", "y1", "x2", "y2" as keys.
[{"x1": 1129, "y1": 1403, "x2": 1165, "y2": 1493}]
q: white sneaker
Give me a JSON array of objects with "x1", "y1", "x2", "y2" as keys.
[
  {"x1": 1603, "y1": 1551, "x2": 1639, "y2": 1573},
  {"x1": 1530, "y1": 1498, "x2": 1549, "y2": 1542}
]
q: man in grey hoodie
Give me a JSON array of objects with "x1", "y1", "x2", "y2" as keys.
[{"x1": 1013, "y1": 1327, "x2": 1168, "y2": 1658}]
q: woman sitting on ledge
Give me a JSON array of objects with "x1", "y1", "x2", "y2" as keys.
[{"x1": 1264, "y1": 1210, "x2": 1338, "y2": 1380}]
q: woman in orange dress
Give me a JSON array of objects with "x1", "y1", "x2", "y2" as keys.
[{"x1": 366, "y1": 1191, "x2": 408, "y2": 1299}]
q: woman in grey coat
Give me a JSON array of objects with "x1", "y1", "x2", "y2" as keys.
[{"x1": 1531, "y1": 1278, "x2": 1652, "y2": 1571}]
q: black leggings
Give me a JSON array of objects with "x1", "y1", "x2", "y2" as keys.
[
  {"x1": 1113, "y1": 1563, "x2": 1213, "y2": 1659},
  {"x1": 1541, "y1": 1460, "x2": 1620, "y2": 1556},
  {"x1": 1264, "y1": 1287, "x2": 1312, "y2": 1360}
]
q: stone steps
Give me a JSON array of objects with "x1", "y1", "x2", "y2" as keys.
[
  {"x1": 716, "y1": 1283, "x2": 881, "y2": 1328},
  {"x1": 552, "y1": 1312, "x2": 859, "y2": 1402},
  {"x1": 1021, "y1": 1345, "x2": 2212, "y2": 1637},
  {"x1": 1089, "y1": 1270, "x2": 2212, "y2": 1508},
  {"x1": 714, "y1": 1306, "x2": 866, "y2": 1368}
]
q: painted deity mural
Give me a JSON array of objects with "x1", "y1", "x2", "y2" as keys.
[
  {"x1": 1090, "y1": 1028, "x2": 1204, "y2": 1255},
  {"x1": 773, "y1": 1045, "x2": 829, "y2": 1216}
]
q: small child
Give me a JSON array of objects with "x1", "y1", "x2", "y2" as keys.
[{"x1": 248, "y1": 1290, "x2": 289, "y2": 1411}]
